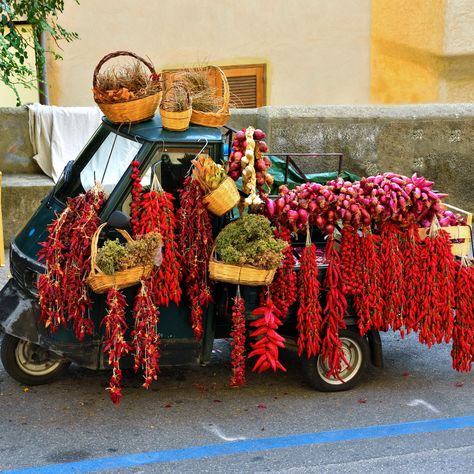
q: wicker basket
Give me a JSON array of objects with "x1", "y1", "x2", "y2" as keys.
[
  {"x1": 163, "y1": 66, "x2": 230, "y2": 128},
  {"x1": 86, "y1": 223, "x2": 154, "y2": 294},
  {"x1": 160, "y1": 84, "x2": 192, "y2": 131},
  {"x1": 202, "y1": 177, "x2": 240, "y2": 216},
  {"x1": 93, "y1": 51, "x2": 162, "y2": 124},
  {"x1": 208, "y1": 244, "x2": 277, "y2": 286},
  {"x1": 190, "y1": 66, "x2": 230, "y2": 127}
]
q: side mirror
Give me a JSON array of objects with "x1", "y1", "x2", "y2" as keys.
[{"x1": 107, "y1": 211, "x2": 131, "y2": 230}]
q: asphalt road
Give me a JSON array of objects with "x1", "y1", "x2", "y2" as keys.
[{"x1": 0, "y1": 259, "x2": 473, "y2": 473}]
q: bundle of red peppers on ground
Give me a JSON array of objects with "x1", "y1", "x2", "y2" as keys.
[{"x1": 264, "y1": 172, "x2": 474, "y2": 376}]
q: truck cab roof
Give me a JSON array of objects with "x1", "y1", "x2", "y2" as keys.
[{"x1": 102, "y1": 116, "x2": 224, "y2": 144}]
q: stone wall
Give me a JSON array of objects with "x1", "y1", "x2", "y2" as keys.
[
  {"x1": 229, "y1": 104, "x2": 474, "y2": 214},
  {"x1": 0, "y1": 106, "x2": 53, "y2": 246}
]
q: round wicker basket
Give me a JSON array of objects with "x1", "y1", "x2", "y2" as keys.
[
  {"x1": 160, "y1": 84, "x2": 192, "y2": 131},
  {"x1": 208, "y1": 244, "x2": 277, "y2": 286},
  {"x1": 189, "y1": 66, "x2": 230, "y2": 128},
  {"x1": 202, "y1": 177, "x2": 240, "y2": 216},
  {"x1": 93, "y1": 51, "x2": 162, "y2": 124},
  {"x1": 86, "y1": 223, "x2": 155, "y2": 294}
]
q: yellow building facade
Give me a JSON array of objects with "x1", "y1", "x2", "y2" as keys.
[
  {"x1": 1, "y1": 0, "x2": 473, "y2": 106},
  {"x1": 371, "y1": 0, "x2": 474, "y2": 103}
]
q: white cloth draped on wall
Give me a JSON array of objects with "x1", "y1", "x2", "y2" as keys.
[{"x1": 28, "y1": 103, "x2": 102, "y2": 182}]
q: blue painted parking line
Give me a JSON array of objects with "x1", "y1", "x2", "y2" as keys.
[{"x1": 6, "y1": 415, "x2": 474, "y2": 474}]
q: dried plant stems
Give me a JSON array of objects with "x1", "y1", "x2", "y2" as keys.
[
  {"x1": 177, "y1": 67, "x2": 223, "y2": 113},
  {"x1": 94, "y1": 59, "x2": 161, "y2": 104}
]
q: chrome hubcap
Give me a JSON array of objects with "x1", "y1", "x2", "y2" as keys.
[
  {"x1": 316, "y1": 336, "x2": 363, "y2": 385},
  {"x1": 15, "y1": 340, "x2": 63, "y2": 377}
]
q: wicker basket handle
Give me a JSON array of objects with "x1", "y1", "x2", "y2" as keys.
[
  {"x1": 93, "y1": 50, "x2": 157, "y2": 88},
  {"x1": 89, "y1": 222, "x2": 135, "y2": 275},
  {"x1": 214, "y1": 66, "x2": 230, "y2": 113}
]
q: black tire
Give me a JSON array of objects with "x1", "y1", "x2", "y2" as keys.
[
  {"x1": 0, "y1": 334, "x2": 70, "y2": 385},
  {"x1": 301, "y1": 327, "x2": 369, "y2": 392}
]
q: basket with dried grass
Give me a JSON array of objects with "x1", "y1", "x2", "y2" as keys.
[
  {"x1": 165, "y1": 65, "x2": 229, "y2": 128},
  {"x1": 159, "y1": 83, "x2": 192, "y2": 131},
  {"x1": 93, "y1": 51, "x2": 162, "y2": 124}
]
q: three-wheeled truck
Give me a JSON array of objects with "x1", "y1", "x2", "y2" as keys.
[{"x1": 0, "y1": 116, "x2": 382, "y2": 392}]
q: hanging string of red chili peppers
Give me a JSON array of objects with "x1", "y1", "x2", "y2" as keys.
[
  {"x1": 399, "y1": 224, "x2": 424, "y2": 335},
  {"x1": 353, "y1": 229, "x2": 385, "y2": 334},
  {"x1": 340, "y1": 225, "x2": 363, "y2": 296},
  {"x1": 379, "y1": 222, "x2": 405, "y2": 333},
  {"x1": 132, "y1": 280, "x2": 161, "y2": 388},
  {"x1": 38, "y1": 186, "x2": 106, "y2": 340},
  {"x1": 268, "y1": 227, "x2": 297, "y2": 319},
  {"x1": 452, "y1": 259, "x2": 474, "y2": 372},
  {"x1": 102, "y1": 287, "x2": 130, "y2": 405},
  {"x1": 130, "y1": 160, "x2": 143, "y2": 237},
  {"x1": 177, "y1": 176, "x2": 213, "y2": 341},
  {"x1": 417, "y1": 226, "x2": 456, "y2": 347},
  {"x1": 248, "y1": 298, "x2": 286, "y2": 373},
  {"x1": 320, "y1": 235, "x2": 348, "y2": 380},
  {"x1": 230, "y1": 287, "x2": 246, "y2": 387},
  {"x1": 134, "y1": 185, "x2": 182, "y2": 307},
  {"x1": 296, "y1": 229, "x2": 323, "y2": 358}
]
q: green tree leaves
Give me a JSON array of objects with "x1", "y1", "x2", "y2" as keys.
[{"x1": 0, "y1": 0, "x2": 79, "y2": 105}]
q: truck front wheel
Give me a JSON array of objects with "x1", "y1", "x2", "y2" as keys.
[
  {"x1": 301, "y1": 327, "x2": 369, "y2": 392},
  {"x1": 1, "y1": 334, "x2": 70, "y2": 385}
]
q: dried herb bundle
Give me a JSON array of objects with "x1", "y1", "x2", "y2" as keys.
[
  {"x1": 96, "y1": 232, "x2": 162, "y2": 275},
  {"x1": 94, "y1": 60, "x2": 161, "y2": 104},
  {"x1": 178, "y1": 67, "x2": 223, "y2": 112},
  {"x1": 161, "y1": 83, "x2": 191, "y2": 112}
]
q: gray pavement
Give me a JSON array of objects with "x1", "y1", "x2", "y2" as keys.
[{"x1": 0, "y1": 258, "x2": 473, "y2": 473}]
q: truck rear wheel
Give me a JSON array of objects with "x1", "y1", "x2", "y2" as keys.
[
  {"x1": 1, "y1": 334, "x2": 70, "y2": 385},
  {"x1": 301, "y1": 327, "x2": 369, "y2": 392}
]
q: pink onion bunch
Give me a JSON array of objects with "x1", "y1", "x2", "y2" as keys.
[{"x1": 266, "y1": 172, "x2": 452, "y2": 233}]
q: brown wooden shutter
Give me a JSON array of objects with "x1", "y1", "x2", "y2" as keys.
[{"x1": 221, "y1": 64, "x2": 266, "y2": 108}]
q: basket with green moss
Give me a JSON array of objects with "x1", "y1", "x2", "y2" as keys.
[
  {"x1": 86, "y1": 223, "x2": 162, "y2": 294},
  {"x1": 209, "y1": 214, "x2": 287, "y2": 286}
]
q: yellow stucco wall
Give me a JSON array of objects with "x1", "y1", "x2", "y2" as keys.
[
  {"x1": 46, "y1": 0, "x2": 371, "y2": 106},
  {"x1": 371, "y1": 0, "x2": 474, "y2": 104},
  {"x1": 371, "y1": 0, "x2": 446, "y2": 103}
]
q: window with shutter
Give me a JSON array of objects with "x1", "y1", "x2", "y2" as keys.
[{"x1": 221, "y1": 64, "x2": 266, "y2": 109}]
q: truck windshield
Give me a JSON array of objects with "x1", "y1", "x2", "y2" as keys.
[{"x1": 80, "y1": 133, "x2": 141, "y2": 195}]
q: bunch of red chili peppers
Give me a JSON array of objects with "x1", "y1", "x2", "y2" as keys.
[
  {"x1": 230, "y1": 290, "x2": 246, "y2": 386},
  {"x1": 38, "y1": 186, "x2": 106, "y2": 340},
  {"x1": 102, "y1": 288, "x2": 130, "y2": 405},
  {"x1": 320, "y1": 235, "x2": 348, "y2": 380},
  {"x1": 177, "y1": 176, "x2": 213, "y2": 341},
  {"x1": 296, "y1": 232, "x2": 323, "y2": 358},
  {"x1": 131, "y1": 160, "x2": 182, "y2": 307},
  {"x1": 248, "y1": 298, "x2": 287, "y2": 373},
  {"x1": 268, "y1": 227, "x2": 297, "y2": 319},
  {"x1": 452, "y1": 259, "x2": 474, "y2": 372}
]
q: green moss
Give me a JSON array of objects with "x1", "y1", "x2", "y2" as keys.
[
  {"x1": 96, "y1": 239, "x2": 128, "y2": 275},
  {"x1": 215, "y1": 214, "x2": 287, "y2": 269}
]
